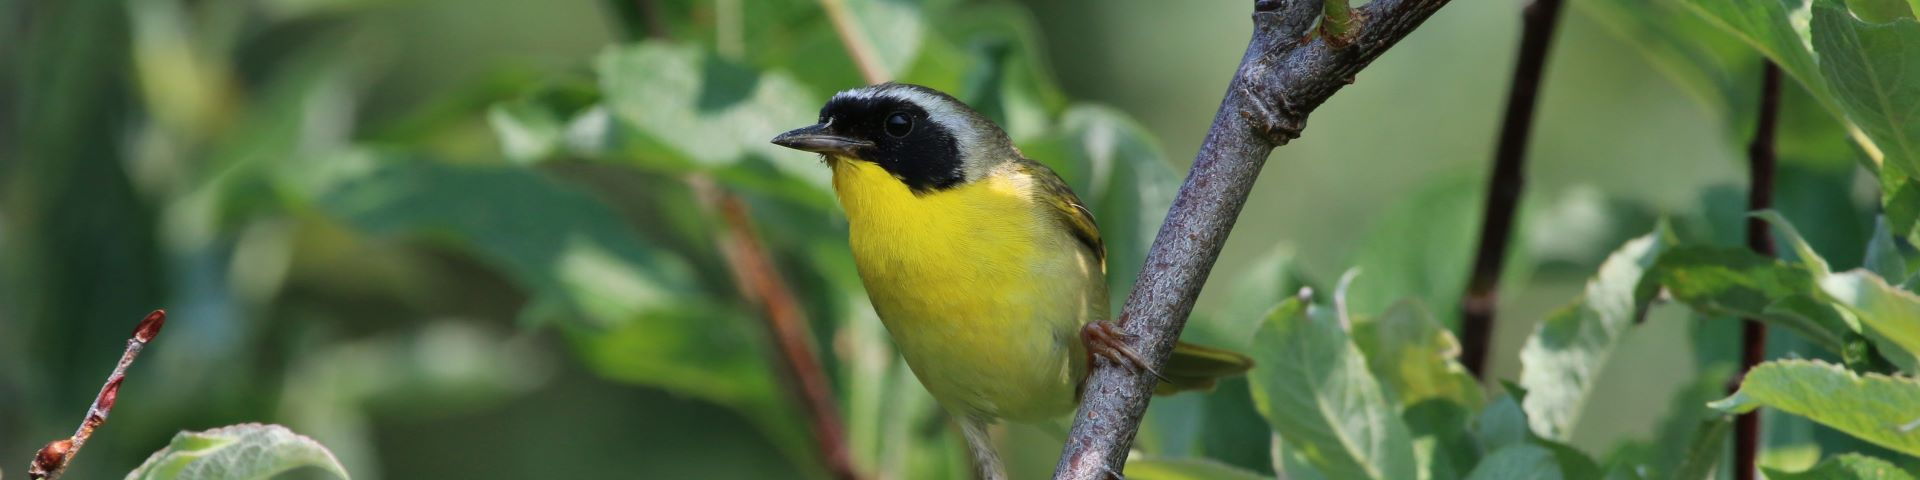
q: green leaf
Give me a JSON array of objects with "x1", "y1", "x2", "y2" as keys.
[
  {"x1": 1465, "y1": 444, "x2": 1563, "y2": 480},
  {"x1": 1763, "y1": 453, "x2": 1918, "y2": 480},
  {"x1": 934, "y1": 3, "x2": 1068, "y2": 141},
  {"x1": 1682, "y1": 0, "x2": 1920, "y2": 177},
  {"x1": 1845, "y1": 0, "x2": 1919, "y2": 23},
  {"x1": 1126, "y1": 457, "x2": 1272, "y2": 480},
  {"x1": 1753, "y1": 210, "x2": 1833, "y2": 276},
  {"x1": 1248, "y1": 297, "x2": 1418, "y2": 480},
  {"x1": 1575, "y1": 0, "x2": 1758, "y2": 121},
  {"x1": 1403, "y1": 399, "x2": 1478, "y2": 480},
  {"x1": 1519, "y1": 229, "x2": 1669, "y2": 441},
  {"x1": 1887, "y1": 178, "x2": 1920, "y2": 240},
  {"x1": 317, "y1": 159, "x2": 701, "y2": 327},
  {"x1": 1822, "y1": 269, "x2": 1920, "y2": 368},
  {"x1": 126, "y1": 424, "x2": 350, "y2": 480},
  {"x1": 1352, "y1": 299, "x2": 1484, "y2": 409},
  {"x1": 1638, "y1": 365, "x2": 1738, "y2": 480},
  {"x1": 1711, "y1": 359, "x2": 1920, "y2": 456},
  {"x1": 593, "y1": 42, "x2": 834, "y2": 208},
  {"x1": 1667, "y1": 417, "x2": 1733, "y2": 480},
  {"x1": 838, "y1": 0, "x2": 927, "y2": 80},
  {"x1": 1650, "y1": 245, "x2": 1850, "y2": 352},
  {"x1": 1271, "y1": 433, "x2": 1332, "y2": 480},
  {"x1": 486, "y1": 78, "x2": 600, "y2": 165},
  {"x1": 1867, "y1": 216, "x2": 1912, "y2": 285},
  {"x1": 1476, "y1": 387, "x2": 1530, "y2": 453},
  {"x1": 1810, "y1": 5, "x2": 1920, "y2": 176}
]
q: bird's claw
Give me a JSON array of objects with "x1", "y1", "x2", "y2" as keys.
[{"x1": 1081, "y1": 321, "x2": 1171, "y2": 385}]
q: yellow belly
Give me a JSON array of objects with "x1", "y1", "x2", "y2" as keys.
[{"x1": 831, "y1": 158, "x2": 1105, "y2": 422}]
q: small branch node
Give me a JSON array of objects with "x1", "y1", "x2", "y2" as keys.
[
  {"x1": 1319, "y1": 0, "x2": 1360, "y2": 48},
  {"x1": 29, "y1": 310, "x2": 166, "y2": 480},
  {"x1": 1237, "y1": 80, "x2": 1304, "y2": 146}
]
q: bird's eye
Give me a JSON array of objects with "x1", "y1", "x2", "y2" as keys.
[{"x1": 884, "y1": 112, "x2": 913, "y2": 138}]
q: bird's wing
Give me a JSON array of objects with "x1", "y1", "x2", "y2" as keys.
[{"x1": 1017, "y1": 160, "x2": 1106, "y2": 271}]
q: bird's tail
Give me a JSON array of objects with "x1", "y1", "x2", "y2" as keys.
[{"x1": 1154, "y1": 341, "x2": 1255, "y2": 395}]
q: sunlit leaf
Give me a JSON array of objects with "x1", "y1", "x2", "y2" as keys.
[
  {"x1": 838, "y1": 0, "x2": 926, "y2": 80},
  {"x1": 1248, "y1": 297, "x2": 1418, "y2": 480},
  {"x1": 1844, "y1": 0, "x2": 1918, "y2": 22},
  {"x1": 487, "y1": 79, "x2": 600, "y2": 165},
  {"x1": 126, "y1": 424, "x2": 349, "y2": 480},
  {"x1": 1809, "y1": 5, "x2": 1920, "y2": 175},
  {"x1": 1763, "y1": 453, "x2": 1918, "y2": 480},
  {"x1": 1711, "y1": 359, "x2": 1920, "y2": 456},
  {"x1": 594, "y1": 42, "x2": 834, "y2": 208},
  {"x1": 1352, "y1": 299, "x2": 1483, "y2": 409},
  {"x1": 1822, "y1": 269, "x2": 1920, "y2": 369},
  {"x1": 1681, "y1": 0, "x2": 1920, "y2": 177},
  {"x1": 1519, "y1": 229, "x2": 1668, "y2": 441}
]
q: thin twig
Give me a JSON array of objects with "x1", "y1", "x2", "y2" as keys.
[
  {"x1": 1460, "y1": 0, "x2": 1566, "y2": 379},
  {"x1": 817, "y1": 0, "x2": 890, "y2": 85},
  {"x1": 690, "y1": 178, "x2": 863, "y2": 480},
  {"x1": 1734, "y1": 60, "x2": 1782, "y2": 480},
  {"x1": 28, "y1": 310, "x2": 166, "y2": 480},
  {"x1": 1053, "y1": 0, "x2": 1455, "y2": 477}
]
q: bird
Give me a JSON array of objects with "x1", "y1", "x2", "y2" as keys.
[{"x1": 771, "y1": 83, "x2": 1251, "y2": 479}]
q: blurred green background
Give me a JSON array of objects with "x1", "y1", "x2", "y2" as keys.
[{"x1": 0, "y1": 0, "x2": 1883, "y2": 478}]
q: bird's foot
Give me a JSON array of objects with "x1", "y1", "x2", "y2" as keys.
[{"x1": 1081, "y1": 321, "x2": 1171, "y2": 384}]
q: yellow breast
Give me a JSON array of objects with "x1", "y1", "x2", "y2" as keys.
[{"x1": 830, "y1": 158, "x2": 1103, "y2": 421}]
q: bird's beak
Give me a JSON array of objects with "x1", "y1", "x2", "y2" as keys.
[{"x1": 771, "y1": 124, "x2": 871, "y2": 157}]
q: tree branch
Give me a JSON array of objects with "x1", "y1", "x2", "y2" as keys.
[
  {"x1": 1733, "y1": 60, "x2": 1782, "y2": 480},
  {"x1": 29, "y1": 310, "x2": 166, "y2": 480},
  {"x1": 1460, "y1": 0, "x2": 1566, "y2": 379},
  {"x1": 1052, "y1": 0, "x2": 1455, "y2": 477}
]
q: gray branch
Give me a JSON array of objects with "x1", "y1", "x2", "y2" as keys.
[{"x1": 1050, "y1": 0, "x2": 1455, "y2": 478}]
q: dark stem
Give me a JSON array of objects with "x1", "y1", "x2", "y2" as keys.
[
  {"x1": 29, "y1": 310, "x2": 166, "y2": 480},
  {"x1": 1052, "y1": 0, "x2": 1455, "y2": 477},
  {"x1": 1460, "y1": 0, "x2": 1566, "y2": 379},
  {"x1": 1734, "y1": 61, "x2": 1781, "y2": 480}
]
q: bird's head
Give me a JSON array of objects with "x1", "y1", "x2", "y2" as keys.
[{"x1": 771, "y1": 83, "x2": 1015, "y2": 193}]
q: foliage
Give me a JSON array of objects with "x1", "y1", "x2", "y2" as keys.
[
  {"x1": 126, "y1": 424, "x2": 349, "y2": 480},
  {"x1": 4, "y1": 0, "x2": 1920, "y2": 477}
]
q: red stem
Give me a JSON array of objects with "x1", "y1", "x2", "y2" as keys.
[
  {"x1": 1462, "y1": 0, "x2": 1566, "y2": 379},
  {"x1": 1734, "y1": 61, "x2": 1782, "y2": 480}
]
